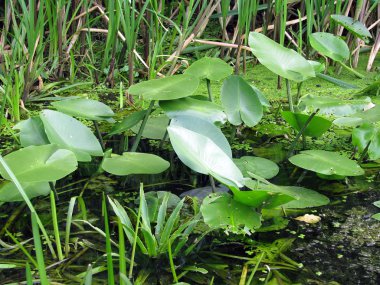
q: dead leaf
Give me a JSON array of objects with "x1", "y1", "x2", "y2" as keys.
[{"x1": 294, "y1": 214, "x2": 321, "y2": 224}]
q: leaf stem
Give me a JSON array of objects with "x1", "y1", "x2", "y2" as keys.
[
  {"x1": 130, "y1": 101, "x2": 155, "y2": 152},
  {"x1": 206, "y1": 79, "x2": 213, "y2": 102},
  {"x1": 338, "y1": 61, "x2": 364, "y2": 79},
  {"x1": 285, "y1": 79, "x2": 294, "y2": 112}
]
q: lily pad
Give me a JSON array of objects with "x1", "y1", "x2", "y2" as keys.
[
  {"x1": 281, "y1": 111, "x2": 332, "y2": 137},
  {"x1": 0, "y1": 144, "x2": 78, "y2": 182},
  {"x1": 52, "y1": 98, "x2": 115, "y2": 122},
  {"x1": 40, "y1": 110, "x2": 103, "y2": 161},
  {"x1": 221, "y1": 75, "x2": 263, "y2": 127},
  {"x1": 14, "y1": 117, "x2": 49, "y2": 147},
  {"x1": 249, "y1": 32, "x2": 315, "y2": 82},
  {"x1": 128, "y1": 74, "x2": 199, "y2": 100},
  {"x1": 102, "y1": 152, "x2": 170, "y2": 176},
  {"x1": 184, "y1": 57, "x2": 233, "y2": 81},
  {"x1": 0, "y1": 181, "x2": 51, "y2": 202},
  {"x1": 234, "y1": 156, "x2": 279, "y2": 179},
  {"x1": 167, "y1": 125, "x2": 244, "y2": 188},
  {"x1": 298, "y1": 94, "x2": 374, "y2": 117},
  {"x1": 310, "y1": 32, "x2": 349, "y2": 62},
  {"x1": 331, "y1": 14, "x2": 371, "y2": 41},
  {"x1": 160, "y1": 97, "x2": 227, "y2": 125},
  {"x1": 200, "y1": 193, "x2": 261, "y2": 233},
  {"x1": 289, "y1": 150, "x2": 364, "y2": 176}
]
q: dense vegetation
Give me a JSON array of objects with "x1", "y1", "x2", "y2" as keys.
[{"x1": 0, "y1": 0, "x2": 379, "y2": 284}]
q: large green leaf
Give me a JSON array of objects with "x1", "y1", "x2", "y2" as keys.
[
  {"x1": 0, "y1": 144, "x2": 77, "y2": 182},
  {"x1": 108, "y1": 110, "x2": 147, "y2": 136},
  {"x1": 289, "y1": 150, "x2": 364, "y2": 176},
  {"x1": 310, "y1": 32, "x2": 349, "y2": 62},
  {"x1": 0, "y1": 181, "x2": 50, "y2": 202},
  {"x1": 248, "y1": 32, "x2": 315, "y2": 82},
  {"x1": 184, "y1": 57, "x2": 233, "y2": 81},
  {"x1": 171, "y1": 116, "x2": 232, "y2": 157},
  {"x1": 331, "y1": 15, "x2": 371, "y2": 41},
  {"x1": 40, "y1": 110, "x2": 103, "y2": 161},
  {"x1": 281, "y1": 111, "x2": 332, "y2": 137},
  {"x1": 233, "y1": 156, "x2": 279, "y2": 179},
  {"x1": 200, "y1": 193, "x2": 261, "y2": 233},
  {"x1": 160, "y1": 97, "x2": 227, "y2": 125},
  {"x1": 131, "y1": 115, "x2": 169, "y2": 140},
  {"x1": 167, "y1": 125, "x2": 244, "y2": 188},
  {"x1": 14, "y1": 117, "x2": 49, "y2": 147},
  {"x1": 128, "y1": 74, "x2": 199, "y2": 100},
  {"x1": 278, "y1": 186, "x2": 330, "y2": 209},
  {"x1": 298, "y1": 94, "x2": 374, "y2": 117},
  {"x1": 333, "y1": 105, "x2": 380, "y2": 127},
  {"x1": 352, "y1": 123, "x2": 380, "y2": 161},
  {"x1": 221, "y1": 75, "x2": 263, "y2": 127},
  {"x1": 51, "y1": 98, "x2": 115, "y2": 122},
  {"x1": 102, "y1": 152, "x2": 170, "y2": 176}
]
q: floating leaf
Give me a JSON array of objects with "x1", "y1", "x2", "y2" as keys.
[
  {"x1": 234, "y1": 156, "x2": 279, "y2": 179},
  {"x1": 171, "y1": 116, "x2": 232, "y2": 157},
  {"x1": 160, "y1": 97, "x2": 227, "y2": 125},
  {"x1": 131, "y1": 115, "x2": 170, "y2": 140},
  {"x1": 14, "y1": 117, "x2": 49, "y2": 147},
  {"x1": 0, "y1": 144, "x2": 77, "y2": 182},
  {"x1": 108, "y1": 110, "x2": 147, "y2": 136},
  {"x1": 310, "y1": 32, "x2": 349, "y2": 62},
  {"x1": 298, "y1": 94, "x2": 374, "y2": 117},
  {"x1": 352, "y1": 123, "x2": 380, "y2": 160},
  {"x1": 102, "y1": 152, "x2": 170, "y2": 176},
  {"x1": 40, "y1": 110, "x2": 103, "y2": 161},
  {"x1": 249, "y1": 32, "x2": 315, "y2": 82},
  {"x1": 331, "y1": 15, "x2": 371, "y2": 41},
  {"x1": 52, "y1": 98, "x2": 115, "y2": 122},
  {"x1": 281, "y1": 111, "x2": 332, "y2": 137},
  {"x1": 167, "y1": 125, "x2": 244, "y2": 188},
  {"x1": 0, "y1": 181, "x2": 50, "y2": 202},
  {"x1": 279, "y1": 186, "x2": 330, "y2": 209},
  {"x1": 184, "y1": 57, "x2": 233, "y2": 81},
  {"x1": 200, "y1": 193, "x2": 261, "y2": 233},
  {"x1": 221, "y1": 75, "x2": 263, "y2": 127},
  {"x1": 128, "y1": 74, "x2": 199, "y2": 100},
  {"x1": 289, "y1": 150, "x2": 364, "y2": 176}
]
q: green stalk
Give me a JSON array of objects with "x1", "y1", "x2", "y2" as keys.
[
  {"x1": 285, "y1": 79, "x2": 294, "y2": 112},
  {"x1": 206, "y1": 79, "x2": 213, "y2": 102},
  {"x1": 168, "y1": 238, "x2": 178, "y2": 283},
  {"x1": 118, "y1": 217, "x2": 127, "y2": 285},
  {"x1": 130, "y1": 100, "x2": 155, "y2": 152},
  {"x1": 246, "y1": 252, "x2": 265, "y2": 285},
  {"x1": 26, "y1": 262, "x2": 33, "y2": 285},
  {"x1": 31, "y1": 212, "x2": 49, "y2": 285},
  {"x1": 5, "y1": 230, "x2": 38, "y2": 268},
  {"x1": 50, "y1": 191, "x2": 64, "y2": 261},
  {"x1": 338, "y1": 61, "x2": 365, "y2": 79},
  {"x1": 0, "y1": 155, "x2": 56, "y2": 258},
  {"x1": 129, "y1": 183, "x2": 143, "y2": 279},
  {"x1": 65, "y1": 196, "x2": 77, "y2": 257},
  {"x1": 358, "y1": 140, "x2": 371, "y2": 164},
  {"x1": 103, "y1": 193, "x2": 115, "y2": 285},
  {"x1": 93, "y1": 120, "x2": 105, "y2": 150}
]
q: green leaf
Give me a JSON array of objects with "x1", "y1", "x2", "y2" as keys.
[
  {"x1": 108, "y1": 110, "x2": 147, "y2": 136},
  {"x1": 352, "y1": 123, "x2": 380, "y2": 160},
  {"x1": 40, "y1": 110, "x2": 103, "y2": 161},
  {"x1": 333, "y1": 105, "x2": 380, "y2": 127},
  {"x1": 171, "y1": 116, "x2": 232, "y2": 157},
  {"x1": 167, "y1": 125, "x2": 244, "y2": 188},
  {"x1": 279, "y1": 186, "x2": 330, "y2": 209},
  {"x1": 308, "y1": 60, "x2": 325, "y2": 73},
  {"x1": 281, "y1": 111, "x2": 332, "y2": 137},
  {"x1": 131, "y1": 115, "x2": 169, "y2": 140},
  {"x1": 184, "y1": 57, "x2": 233, "y2": 81},
  {"x1": 248, "y1": 32, "x2": 315, "y2": 82},
  {"x1": 14, "y1": 117, "x2": 49, "y2": 147},
  {"x1": 0, "y1": 181, "x2": 50, "y2": 202},
  {"x1": 102, "y1": 152, "x2": 170, "y2": 176},
  {"x1": 331, "y1": 15, "x2": 371, "y2": 41},
  {"x1": 51, "y1": 98, "x2": 115, "y2": 122},
  {"x1": 289, "y1": 150, "x2": 364, "y2": 176},
  {"x1": 128, "y1": 74, "x2": 199, "y2": 100},
  {"x1": 233, "y1": 156, "x2": 279, "y2": 179},
  {"x1": 221, "y1": 75, "x2": 263, "y2": 127},
  {"x1": 200, "y1": 193, "x2": 261, "y2": 233},
  {"x1": 298, "y1": 94, "x2": 373, "y2": 117},
  {"x1": 310, "y1": 32, "x2": 349, "y2": 62},
  {"x1": 373, "y1": 201, "x2": 380, "y2": 208},
  {"x1": 372, "y1": 213, "x2": 380, "y2": 221},
  {"x1": 0, "y1": 144, "x2": 78, "y2": 182},
  {"x1": 160, "y1": 97, "x2": 227, "y2": 126},
  {"x1": 252, "y1": 85, "x2": 271, "y2": 107}
]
